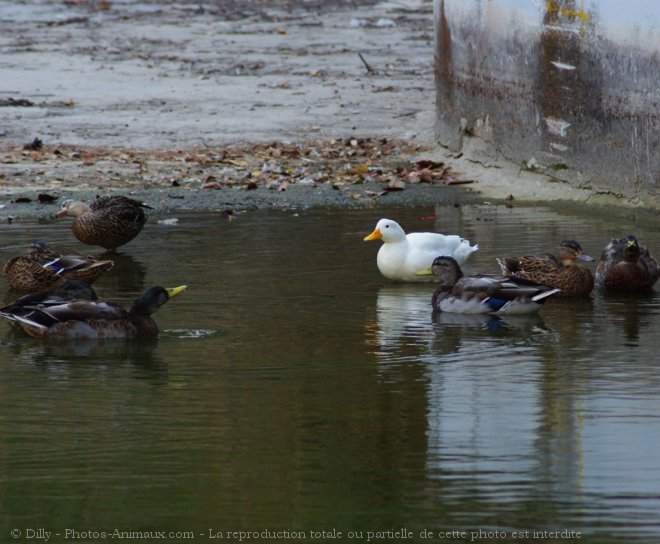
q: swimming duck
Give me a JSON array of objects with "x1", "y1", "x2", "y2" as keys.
[
  {"x1": 364, "y1": 218, "x2": 478, "y2": 282},
  {"x1": 596, "y1": 235, "x2": 660, "y2": 291},
  {"x1": 418, "y1": 256, "x2": 560, "y2": 314},
  {"x1": 1, "y1": 279, "x2": 98, "y2": 324},
  {"x1": 56, "y1": 195, "x2": 152, "y2": 252},
  {"x1": 497, "y1": 240, "x2": 594, "y2": 296},
  {"x1": 0, "y1": 284, "x2": 186, "y2": 339},
  {"x1": 3, "y1": 240, "x2": 113, "y2": 292}
]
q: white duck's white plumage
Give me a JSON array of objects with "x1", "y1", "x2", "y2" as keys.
[{"x1": 364, "y1": 218, "x2": 479, "y2": 282}]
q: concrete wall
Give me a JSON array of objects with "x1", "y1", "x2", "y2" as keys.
[{"x1": 434, "y1": 0, "x2": 660, "y2": 199}]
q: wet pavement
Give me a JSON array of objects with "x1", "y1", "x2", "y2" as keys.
[{"x1": 0, "y1": 0, "x2": 434, "y2": 148}]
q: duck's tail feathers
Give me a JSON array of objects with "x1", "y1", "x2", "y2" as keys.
[
  {"x1": 531, "y1": 288, "x2": 561, "y2": 303},
  {"x1": 496, "y1": 257, "x2": 511, "y2": 275},
  {"x1": 453, "y1": 240, "x2": 479, "y2": 264},
  {"x1": 0, "y1": 311, "x2": 18, "y2": 324},
  {"x1": 7, "y1": 313, "x2": 48, "y2": 331}
]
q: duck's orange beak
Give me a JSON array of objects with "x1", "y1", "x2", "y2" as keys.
[
  {"x1": 55, "y1": 209, "x2": 68, "y2": 217},
  {"x1": 364, "y1": 228, "x2": 381, "y2": 241}
]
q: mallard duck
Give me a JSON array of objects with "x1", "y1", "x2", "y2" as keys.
[
  {"x1": 596, "y1": 235, "x2": 660, "y2": 291},
  {"x1": 1, "y1": 279, "x2": 98, "y2": 323},
  {"x1": 418, "y1": 256, "x2": 560, "y2": 314},
  {"x1": 56, "y1": 196, "x2": 152, "y2": 252},
  {"x1": 364, "y1": 218, "x2": 478, "y2": 282},
  {"x1": 2, "y1": 240, "x2": 113, "y2": 292},
  {"x1": 497, "y1": 240, "x2": 594, "y2": 296},
  {"x1": 0, "y1": 285, "x2": 186, "y2": 338}
]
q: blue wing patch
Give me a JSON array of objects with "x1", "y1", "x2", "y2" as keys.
[{"x1": 484, "y1": 297, "x2": 507, "y2": 312}]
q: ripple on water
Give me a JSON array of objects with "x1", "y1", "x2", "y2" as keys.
[{"x1": 161, "y1": 329, "x2": 220, "y2": 339}]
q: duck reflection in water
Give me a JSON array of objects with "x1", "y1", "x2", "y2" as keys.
[
  {"x1": 100, "y1": 252, "x2": 148, "y2": 296},
  {"x1": 367, "y1": 284, "x2": 550, "y2": 364},
  {"x1": 3, "y1": 333, "x2": 168, "y2": 382},
  {"x1": 600, "y1": 290, "x2": 660, "y2": 347}
]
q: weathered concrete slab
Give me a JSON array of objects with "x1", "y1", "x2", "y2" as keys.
[{"x1": 434, "y1": 0, "x2": 660, "y2": 206}]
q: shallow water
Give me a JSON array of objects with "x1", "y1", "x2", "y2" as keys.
[{"x1": 1, "y1": 204, "x2": 660, "y2": 543}]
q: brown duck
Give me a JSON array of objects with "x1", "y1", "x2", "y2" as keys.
[
  {"x1": 497, "y1": 240, "x2": 595, "y2": 297},
  {"x1": 0, "y1": 284, "x2": 186, "y2": 339},
  {"x1": 56, "y1": 195, "x2": 151, "y2": 252},
  {"x1": 596, "y1": 235, "x2": 660, "y2": 292},
  {"x1": 3, "y1": 240, "x2": 113, "y2": 292}
]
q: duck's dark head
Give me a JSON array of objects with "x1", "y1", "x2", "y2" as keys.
[
  {"x1": 623, "y1": 235, "x2": 641, "y2": 262},
  {"x1": 430, "y1": 256, "x2": 464, "y2": 287},
  {"x1": 129, "y1": 285, "x2": 186, "y2": 317}
]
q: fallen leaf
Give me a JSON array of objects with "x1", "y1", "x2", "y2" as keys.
[
  {"x1": 224, "y1": 158, "x2": 248, "y2": 168},
  {"x1": 415, "y1": 159, "x2": 445, "y2": 170},
  {"x1": 37, "y1": 193, "x2": 58, "y2": 203},
  {"x1": 203, "y1": 181, "x2": 224, "y2": 189},
  {"x1": 23, "y1": 138, "x2": 43, "y2": 151},
  {"x1": 386, "y1": 178, "x2": 406, "y2": 191},
  {"x1": 371, "y1": 85, "x2": 394, "y2": 93},
  {"x1": 418, "y1": 169, "x2": 434, "y2": 183},
  {"x1": 0, "y1": 98, "x2": 34, "y2": 107},
  {"x1": 443, "y1": 179, "x2": 474, "y2": 185},
  {"x1": 346, "y1": 164, "x2": 370, "y2": 175}
]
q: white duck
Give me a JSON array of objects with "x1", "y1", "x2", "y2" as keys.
[{"x1": 364, "y1": 218, "x2": 478, "y2": 282}]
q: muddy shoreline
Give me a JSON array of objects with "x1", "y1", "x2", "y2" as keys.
[{"x1": 0, "y1": 138, "x2": 484, "y2": 221}]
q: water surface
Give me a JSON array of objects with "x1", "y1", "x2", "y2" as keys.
[{"x1": 1, "y1": 204, "x2": 659, "y2": 543}]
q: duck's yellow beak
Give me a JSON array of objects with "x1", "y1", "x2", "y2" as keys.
[
  {"x1": 415, "y1": 267, "x2": 433, "y2": 276},
  {"x1": 166, "y1": 285, "x2": 187, "y2": 299},
  {"x1": 364, "y1": 228, "x2": 382, "y2": 241}
]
